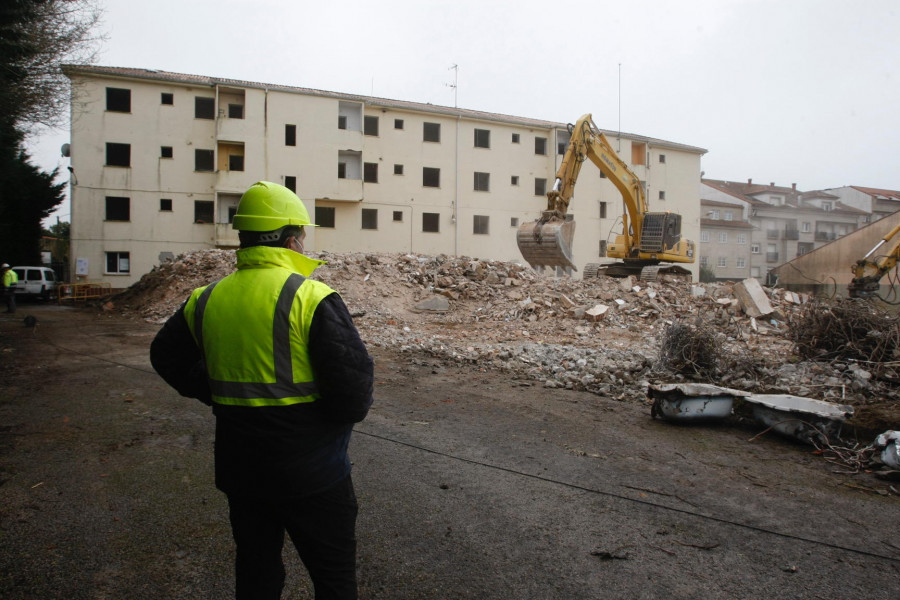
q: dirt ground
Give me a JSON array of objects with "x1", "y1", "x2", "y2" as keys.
[{"x1": 1, "y1": 303, "x2": 899, "y2": 599}]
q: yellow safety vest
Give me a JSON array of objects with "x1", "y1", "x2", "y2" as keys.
[
  {"x1": 2, "y1": 270, "x2": 17, "y2": 287},
  {"x1": 184, "y1": 246, "x2": 333, "y2": 407}
]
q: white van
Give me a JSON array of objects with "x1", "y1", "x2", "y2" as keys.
[{"x1": 11, "y1": 266, "x2": 59, "y2": 300}]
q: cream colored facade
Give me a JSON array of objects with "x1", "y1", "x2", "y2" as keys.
[{"x1": 64, "y1": 66, "x2": 705, "y2": 288}]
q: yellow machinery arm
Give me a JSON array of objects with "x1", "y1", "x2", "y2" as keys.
[
  {"x1": 848, "y1": 223, "x2": 900, "y2": 298},
  {"x1": 516, "y1": 113, "x2": 695, "y2": 278}
]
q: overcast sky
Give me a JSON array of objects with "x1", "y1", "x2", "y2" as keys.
[{"x1": 28, "y1": 0, "x2": 900, "y2": 224}]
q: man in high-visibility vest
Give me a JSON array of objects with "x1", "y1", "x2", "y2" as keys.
[
  {"x1": 151, "y1": 181, "x2": 374, "y2": 600},
  {"x1": 1, "y1": 264, "x2": 18, "y2": 313}
]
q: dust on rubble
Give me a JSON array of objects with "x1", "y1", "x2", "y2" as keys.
[{"x1": 109, "y1": 249, "x2": 900, "y2": 431}]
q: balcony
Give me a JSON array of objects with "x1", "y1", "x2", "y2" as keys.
[
  {"x1": 784, "y1": 229, "x2": 799, "y2": 240},
  {"x1": 766, "y1": 252, "x2": 780, "y2": 263},
  {"x1": 766, "y1": 229, "x2": 779, "y2": 239},
  {"x1": 815, "y1": 231, "x2": 836, "y2": 241}
]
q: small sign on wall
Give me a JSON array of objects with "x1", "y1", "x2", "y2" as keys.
[{"x1": 76, "y1": 258, "x2": 88, "y2": 276}]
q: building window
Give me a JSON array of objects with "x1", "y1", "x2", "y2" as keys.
[
  {"x1": 394, "y1": 119, "x2": 404, "y2": 129},
  {"x1": 423, "y1": 212, "x2": 440, "y2": 232},
  {"x1": 802, "y1": 222, "x2": 811, "y2": 232},
  {"x1": 699, "y1": 256, "x2": 708, "y2": 267},
  {"x1": 510, "y1": 217, "x2": 519, "y2": 227},
  {"x1": 701, "y1": 231, "x2": 710, "y2": 243},
  {"x1": 160, "y1": 146, "x2": 173, "y2": 159},
  {"x1": 474, "y1": 172, "x2": 490, "y2": 192},
  {"x1": 364, "y1": 116, "x2": 379, "y2": 136},
  {"x1": 316, "y1": 206, "x2": 336, "y2": 228},
  {"x1": 228, "y1": 154, "x2": 244, "y2": 171},
  {"x1": 473, "y1": 215, "x2": 489, "y2": 235},
  {"x1": 710, "y1": 210, "x2": 720, "y2": 220},
  {"x1": 599, "y1": 202, "x2": 607, "y2": 219},
  {"x1": 194, "y1": 201, "x2": 214, "y2": 223},
  {"x1": 512, "y1": 133, "x2": 520, "y2": 143},
  {"x1": 535, "y1": 137, "x2": 547, "y2": 155},
  {"x1": 195, "y1": 149, "x2": 214, "y2": 172},
  {"x1": 105, "y1": 196, "x2": 130, "y2": 221},
  {"x1": 161, "y1": 92, "x2": 174, "y2": 105},
  {"x1": 338, "y1": 162, "x2": 347, "y2": 179},
  {"x1": 394, "y1": 164, "x2": 404, "y2": 175},
  {"x1": 659, "y1": 154, "x2": 666, "y2": 164},
  {"x1": 106, "y1": 143, "x2": 131, "y2": 167},
  {"x1": 736, "y1": 257, "x2": 746, "y2": 268},
  {"x1": 160, "y1": 198, "x2": 172, "y2": 211},
  {"x1": 737, "y1": 233, "x2": 746, "y2": 244},
  {"x1": 364, "y1": 163, "x2": 378, "y2": 183},
  {"x1": 228, "y1": 104, "x2": 244, "y2": 119},
  {"x1": 228, "y1": 206, "x2": 237, "y2": 223},
  {"x1": 658, "y1": 191, "x2": 666, "y2": 201},
  {"x1": 284, "y1": 176, "x2": 297, "y2": 192},
  {"x1": 423, "y1": 167, "x2": 440, "y2": 188},
  {"x1": 474, "y1": 128, "x2": 490, "y2": 148},
  {"x1": 424, "y1": 122, "x2": 441, "y2": 142},
  {"x1": 534, "y1": 178, "x2": 547, "y2": 196},
  {"x1": 338, "y1": 115, "x2": 348, "y2": 130},
  {"x1": 106, "y1": 87, "x2": 131, "y2": 112},
  {"x1": 751, "y1": 243, "x2": 760, "y2": 254},
  {"x1": 724, "y1": 211, "x2": 733, "y2": 221},
  {"x1": 195, "y1": 97, "x2": 215, "y2": 119},
  {"x1": 718, "y1": 256, "x2": 727, "y2": 268},
  {"x1": 285, "y1": 124, "x2": 297, "y2": 146},
  {"x1": 105, "y1": 252, "x2": 130, "y2": 274},
  {"x1": 511, "y1": 175, "x2": 519, "y2": 186},
  {"x1": 393, "y1": 211, "x2": 403, "y2": 222},
  {"x1": 718, "y1": 232, "x2": 728, "y2": 243},
  {"x1": 362, "y1": 208, "x2": 378, "y2": 230}
]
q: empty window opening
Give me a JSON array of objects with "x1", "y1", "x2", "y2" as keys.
[
  {"x1": 534, "y1": 137, "x2": 547, "y2": 155},
  {"x1": 393, "y1": 211, "x2": 403, "y2": 222},
  {"x1": 511, "y1": 175, "x2": 519, "y2": 186},
  {"x1": 474, "y1": 129, "x2": 490, "y2": 148},
  {"x1": 423, "y1": 122, "x2": 441, "y2": 142},
  {"x1": 394, "y1": 164, "x2": 404, "y2": 175},
  {"x1": 316, "y1": 206, "x2": 336, "y2": 228},
  {"x1": 474, "y1": 172, "x2": 490, "y2": 192},
  {"x1": 161, "y1": 92, "x2": 174, "y2": 105},
  {"x1": 106, "y1": 87, "x2": 131, "y2": 112},
  {"x1": 285, "y1": 124, "x2": 297, "y2": 146},
  {"x1": 423, "y1": 167, "x2": 440, "y2": 188},
  {"x1": 362, "y1": 208, "x2": 378, "y2": 230},
  {"x1": 194, "y1": 201, "x2": 214, "y2": 223},
  {"x1": 106, "y1": 143, "x2": 131, "y2": 167},
  {"x1": 284, "y1": 176, "x2": 297, "y2": 192},
  {"x1": 364, "y1": 162, "x2": 378, "y2": 183},
  {"x1": 422, "y1": 212, "x2": 440, "y2": 232},
  {"x1": 364, "y1": 116, "x2": 379, "y2": 136},
  {"x1": 394, "y1": 119, "x2": 404, "y2": 129},
  {"x1": 511, "y1": 133, "x2": 520, "y2": 144},
  {"x1": 534, "y1": 178, "x2": 547, "y2": 196},
  {"x1": 160, "y1": 198, "x2": 172, "y2": 211},
  {"x1": 161, "y1": 146, "x2": 173, "y2": 159},
  {"x1": 228, "y1": 104, "x2": 244, "y2": 119},
  {"x1": 195, "y1": 97, "x2": 215, "y2": 119},
  {"x1": 105, "y1": 196, "x2": 130, "y2": 221},
  {"x1": 195, "y1": 149, "x2": 215, "y2": 172},
  {"x1": 473, "y1": 215, "x2": 489, "y2": 235},
  {"x1": 631, "y1": 141, "x2": 647, "y2": 166}
]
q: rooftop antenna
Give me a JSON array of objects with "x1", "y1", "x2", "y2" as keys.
[
  {"x1": 447, "y1": 64, "x2": 458, "y2": 108},
  {"x1": 617, "y1": 63, "x2": 622, "y2": 152}
]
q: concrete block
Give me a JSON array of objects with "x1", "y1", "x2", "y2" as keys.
[
  {"x1": 734, "y1": 278, "x2": 774, "y2": 318},
  {"x1": 585, "y1": 304, "x2": 609, "y2": 321}
]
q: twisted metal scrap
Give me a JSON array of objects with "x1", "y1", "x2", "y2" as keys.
[
  {"x1": 787, "y1": 298, "x2": 900, "y2": 371},
  {"x1": 658, "y1": 321, "x2": 719, "y2": 378}
]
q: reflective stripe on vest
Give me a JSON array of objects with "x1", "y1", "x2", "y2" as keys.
[{"x1": 193, "y1": 272, "x2": 319, "y2": 406}]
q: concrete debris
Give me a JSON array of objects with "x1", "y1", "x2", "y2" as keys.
[
  {"x1": 743, "y1": 394, "x2": 854, "y2": 445},
  {"x1": 874, "y1": 431, "x2": 900, "y2": 469},
  {"x1": 649, "y1": 383, "x2": 749, "y2": 421},
  {"x1": 110, "y1": 250, "x2": 899, "y2": 428}
]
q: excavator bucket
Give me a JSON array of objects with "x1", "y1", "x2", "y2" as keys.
[{"x1": 516, "y1": 214, "x2": 577, "y2": 272}]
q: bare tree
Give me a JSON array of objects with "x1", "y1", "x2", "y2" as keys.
[{"x1": 0, "y1": 0, "x2": 103, "y2": 134}]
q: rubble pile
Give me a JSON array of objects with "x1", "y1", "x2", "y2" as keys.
[{"x1": 111, "y1": 249, "x2": 900, "y2": 427}]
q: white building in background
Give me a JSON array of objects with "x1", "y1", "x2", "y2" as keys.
[{"x1": 63, "y1": 65, "x2": 706, "y2": 289}]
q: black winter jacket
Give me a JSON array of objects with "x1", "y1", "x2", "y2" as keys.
[{"x1": 150, "y1": 292, "x2": 374, "y2": 499}]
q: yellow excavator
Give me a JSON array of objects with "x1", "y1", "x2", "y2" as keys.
[
  {"x1": 516, "y1": 114, "x2": 695, "y2": 280},
  {"x1": 848, "y1": 222, "x2": 900, "y2": 299}
]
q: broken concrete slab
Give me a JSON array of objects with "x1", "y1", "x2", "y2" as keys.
[
  {"x1": 412, "y1": 295, "x2": 450, "y2": 312},
  {"x1": 734, "y1": 277, "x2": 774, "y2": 318},
  {"x1": 585, "y1": 304, "x2": 609, "y2": 321},
  {"x1": 649, "y1": 383, "x2": 750, "y2": 421},
  {"x1": 743, "y1": 393, "x2": 854, "y2": 445}
]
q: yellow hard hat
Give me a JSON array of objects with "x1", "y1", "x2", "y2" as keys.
[{"x1": 232, "y1": 181, "x2": 315, "y2": 231}]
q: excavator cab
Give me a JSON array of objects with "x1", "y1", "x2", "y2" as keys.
[{"x1": 516, "y1": 212, "x2": 577, "y2": 272}]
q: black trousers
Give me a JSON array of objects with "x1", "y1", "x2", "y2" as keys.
[{"x1": 227, "y1": 475, "x2": 359, "y2": 600}]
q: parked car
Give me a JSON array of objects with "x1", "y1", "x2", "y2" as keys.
[{"x1": 11, "y1": 266, "x2": 59, "y2": 300}]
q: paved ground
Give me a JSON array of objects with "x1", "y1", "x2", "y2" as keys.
[{"x1": 0, "y1": 304, "x2": 898, "y2": 599}]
